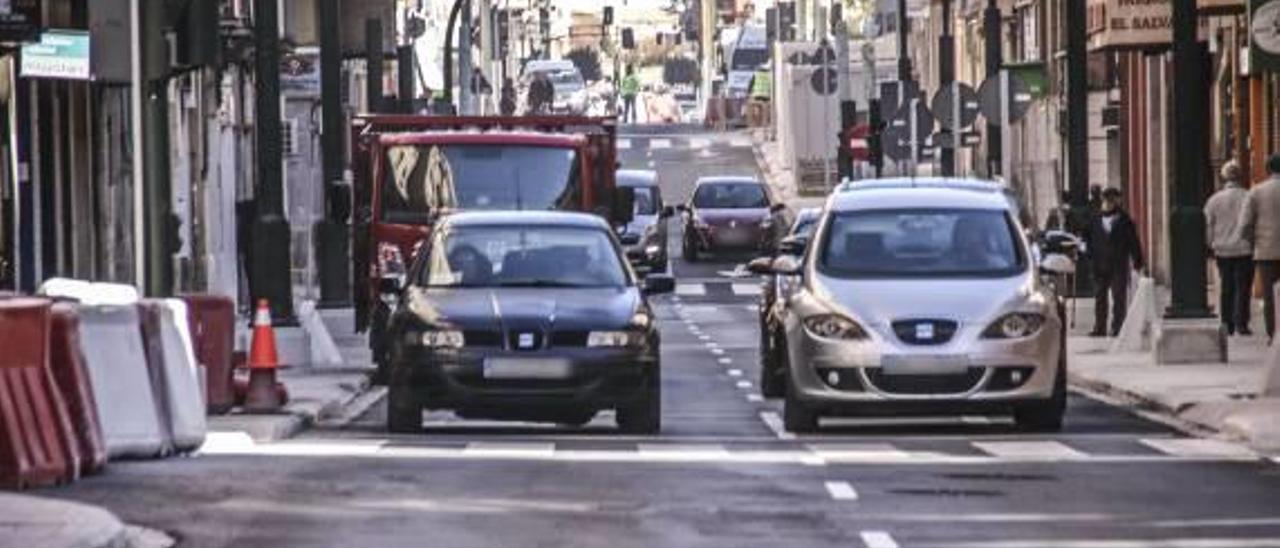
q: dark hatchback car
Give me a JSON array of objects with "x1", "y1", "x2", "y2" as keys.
[
  {"x1": 751, "y1": 207, "x2": 821, "y2": 397},
  {"x1": 679, "y1": 176, "x2": 785, "y2": 261},
  {"x1": 383, "y1": 212, "x2": 674, "y2": 434},
  {"x1": 616, "y1": 170, "x2": 673, "y2": 273}
]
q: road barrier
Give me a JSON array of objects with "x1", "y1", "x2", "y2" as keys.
[
  {"x1": 138, "y1": 300, "x2": 207, "y2": 453},
  {"x1": 78, "y1": 304, "x2": 166, "y2": 458},
  {"x1": 0, "y1": 298, "x2": 77, "y2": 488},
  {"x1": 47, "y1": 303, "x2": 107, "y2": 475},
  {"x1": 39, "y1": 278, "x2": 139, "y2": 306},
  {"x1": 182, "y1": 295, "x2": 236, "y2": 414}
]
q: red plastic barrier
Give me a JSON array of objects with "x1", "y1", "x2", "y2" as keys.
[
  {"x1": 48, "y1": 303, "x2": 107, "y2": 475},
  {"x1": 182, "y1": 295, "x2": 235, "y2": 414},
  {"x1": 0, "y1": 298, "x2": 77, "y2": 489}
]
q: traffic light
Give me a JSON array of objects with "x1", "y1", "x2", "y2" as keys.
[
  {"x1": 603, "y1": 6, "x2": 614, "y2": 26},
  {"x1": 621, "y1": 27, "x2": 635, "y2": 49}
]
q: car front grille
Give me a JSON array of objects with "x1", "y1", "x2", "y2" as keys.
[
  {"x1": 463, "y1": 330, "x2": 503, "y2": 347},
  {"x1": 864, "y1": 367, "x2": 985, "y2": 395},
  {"x1": 892, "y1": 320, "x2": 959, "y2": 346},
  {"x1": 549, "y1": 331, "x2": 590, "y2": 347}
]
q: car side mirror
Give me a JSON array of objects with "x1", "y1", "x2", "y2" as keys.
[
  {"x1": 661, "y1": 205, "x2": 675, "y2": 219},
  {"x1": 642, "y1": 274, "x2": 676, "y2": 295},
  {"x1": 772, "y1": 255, "x2": 802, "y2": 275},
  {"x1": 747, "y1": 256, "x2": 774, "y2": 275},
  {"x1": 1040, "y1": 253, "x2": 1076, "y2": 276},
  {"x1": 770, "y1": 203, "x2": 787, "y2": 214},
  {"x1": 778, "y1": 236, "x2": 807, "y2": 256}
]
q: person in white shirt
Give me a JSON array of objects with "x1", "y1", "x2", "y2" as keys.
[{"x1": 1204, "y1": 160, "x2": 1254, "y2": 336}]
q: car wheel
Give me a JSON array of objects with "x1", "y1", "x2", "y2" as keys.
[
  {"x1": 618, "y1": 370, "x2": 662, "y2": 434},
  {"x1": 1014, "y1": 347, "x2": 1067, "y2": 432},
  {"x1": 783, "y1": 380, "x2": 819, "y2": 433},
  {"x1": 386, "y1": 384, "x2": 422, "y2": 434}
]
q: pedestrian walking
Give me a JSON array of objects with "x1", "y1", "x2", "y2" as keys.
[
  {"x1": 1083, "y1": 187, "x2": 1145, "y2": 337},
  {"x1": 620, "y1": 66, "x2": 640, "y2": 124},
  {"x1": 1239, "y1": 153, "x2": 1280, "y2": 343},
  {"x1": 527, "y1": 72, "x2": 554, "y2": 115},
  {"x1": 499, "y1": 78, "x2": 517, "y2": 116},
  {"x1": 1205, "y1": 160, "x2": 1255, "y2": 336}
]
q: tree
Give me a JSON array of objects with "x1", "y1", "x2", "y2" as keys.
[{"x1": 565, "y1": 47, "x2": 603, "y2": 81}]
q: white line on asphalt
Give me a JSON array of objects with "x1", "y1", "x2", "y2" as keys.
[
  {"x1": 710, "y1": 348, "x2": 725, "y2": 355},
  {"x1": 688, "y1": 137, "x2": 711, "y2": 148},
  {"x1": 746, "y1": 394, "x2": 764, "y2": 402},
  {"x1": 972, "y1": 441, "x2": 1087, "y2": 461},
  {"x1": 1140, "y1": 438, "x2": 1259, "y2": 460},
  {"x1": 807, "y1": 443, "x2": 910, "y2": 462},
  {"x1": 676, "y1": 283, "x2": 706, "y2": 296},
  {"x1": 736, "y1": 380, "x2": 753, "y2": 389},
  {"x1": 824, "y1": 481, "x2": 859, "y2": 500},
  {"x1": 617, "y1": 138, "x2": 632, "y2": 149},
  {"x1": 728, "y1": 369, "x2": 743, "y2": 377},
  {"x1": 718, "y1": 357, "x2": 733, "y2": 365},
  {"x1": 646, "y1": 160, "x2": 655, "y2": 168},
  {"x1": 698, "y1": 334, "x2": 711, "y2": 341},
  {"x1": 860, "y1": 531, "x2": 898, "y2": 548},
  {"x1": 728, "y1": 136, "x2": 753, "y2": 148},
  {"x1": 759, "y1": 411, "x2": 797, "y2": 440},
  {"x1": 649, "y1": 138, "x2": 672, "y2": 149},
  {"x1": 731, "y1": 283, "x2": 763, "y2": 296},
  {"x1": 463, "y1": 442, "x2": 555, "y2": 457},
  {"x1": 961, "y1": 416, "x2": 994, "y2": 425}
]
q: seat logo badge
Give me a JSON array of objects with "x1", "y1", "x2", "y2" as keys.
[
  {"x1": 729, "y1": 220, "x2": 738, "y2": 228},
  {"x1": 916, "y1": 323, "x2": 935, "y2": 341},
  {"x1": 518, "y1": 333, "x2": 536, "y2": 349}
]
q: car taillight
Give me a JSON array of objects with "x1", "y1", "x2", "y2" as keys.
[{"x1": 378, "y1": 242, "x2": 406, "y2": 275}]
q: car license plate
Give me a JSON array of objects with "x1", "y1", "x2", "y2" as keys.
[
  {"x1": 482, "y1": 358, "x2": 572, "y2": 380},
  {"x1": 880, "y1": 354, "x2": 969, "y2": 375}
]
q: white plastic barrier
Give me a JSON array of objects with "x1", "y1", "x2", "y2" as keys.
[
  {"x1": 1111, "y1": 276, "x2": 1157, "y2": 353},
  {"x1": 39, "y1": 278, "x2": 140, "y2": 306},
  {"x1": 1265, "y1": 285, "x2": 1280, "y2": 398},
  {"x1": 76, "y1": 305, "x2": 166, "y2": 458},
  {"x1": 146, "y1": 300, "x2": 207, "y2": 452}
]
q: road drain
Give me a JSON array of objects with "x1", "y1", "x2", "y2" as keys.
[
  {"x1": 888, "y1": 487, "x2": 1005, "y2": 498},
  {"x1": 939, "y1": 472, "x2": 1057, "y2": 482}
]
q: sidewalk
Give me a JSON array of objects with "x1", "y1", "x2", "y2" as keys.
[
  {"x1": 0, "y1": 493, "x2": 172, "y2": 548},
  {"x1": 749, "y1": 129, "x2": 829, "y2": 211}
]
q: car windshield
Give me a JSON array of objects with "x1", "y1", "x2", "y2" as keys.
[
  {"x1": 550, "y1": 71, "x2": 584, "y2": 89},
  {"x1": 381, "y1": 144, "x2": 579, "y2": 224},
  {"x1": 421, "y1": 225, "x2": 628, "y2": 288},
  {"x1": 818, "y1": 208, "x2": 1025, "y2": 278},
  {"x1": 791, "y1": 217, "x2": 818, "y2": 239},
  {"x1": 693, "y1": 182, "x2": 767, "y2": 209},
  {"x1": 632, "y1": 187, "x2": 657, "y2": 215}
]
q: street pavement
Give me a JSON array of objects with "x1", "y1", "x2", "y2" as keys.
[{"x1": 37, "y1": 126, "x2": 1280, "y2": 548}]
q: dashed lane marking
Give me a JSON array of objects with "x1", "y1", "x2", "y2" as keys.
[
  {"x1": 860, "y1": 531, "x2": 899, "y2": 548},
  {"x1": 675, "y1": 284, "x2": 707, "y2": 296},
  {"x1": 731, "y1": 283, "x2": 763, "y2": 296},
  {"x1": 746, "y1": 394, "x2": 765, "y2": 402},
  {"x1": 824, "y1": 481, "x2": 859, "y2": 501},
  {"x1": 1139, "y1": 438, "x2": 1259, "y2": 460},
  {"x1": 728, "y1": 369, "x2": 743, "y2": 377},
  {"x1": 972, "y1": 441, "x2": 1088, "y2": 461},
  {"x1": 649, "y1": 138, "x2": 672, "y2": 149},
  {"x1": 735, "y1": 380, "x2": 753, "y2": 389},
  {"x1": 759, "y1": 411, "x2": 797, "y2": 440},
  {"x1": 718, "y1": 357, "x2": 733, "y2": 365}
]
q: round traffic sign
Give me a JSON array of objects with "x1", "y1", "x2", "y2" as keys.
[
  {"x1": 978, "y1": 72, "x2": 1034, "y2": 123},
  {"x1": 889, "y1": 99, "x2": 935, "y2": 143},
  {"x1": 930, "y1": 82, "x2": 980, "y2": 129},
  {"x1": 811, "y1": 67, "x2": 838, "y2": 95}
]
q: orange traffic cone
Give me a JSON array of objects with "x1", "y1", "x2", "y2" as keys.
[{"x1": 244, "y1": 300, "x2": 283, "y2": 413}]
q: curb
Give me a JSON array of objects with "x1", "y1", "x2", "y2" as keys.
[
  {"x1": 1067, "y1": 374, "x2": 1224, "y2": 440},
  {"x1": 209, "y1": 375, "x2": 373, "y2": 443}
]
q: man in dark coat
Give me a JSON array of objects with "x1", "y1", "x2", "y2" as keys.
[{"x1": 1084, "y1": 187, "x2": 1146, "y2": 337}]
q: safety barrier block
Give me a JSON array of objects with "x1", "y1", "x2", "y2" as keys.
[
  {"x1": 78, "y1": 304, "x2": 166, "y2": 459},
  {"x1": 181, "y1": 295, "x2": 236, "y2": 414},
  {"x1": 138, "y1": 300, "x2": 207, "y2": 453},
  {"x1": 48, "y1": 303, "x2": 107, "y2": 475},
  {"x1": 0, "y1": 298, "x2": 77, "y2": 488}
]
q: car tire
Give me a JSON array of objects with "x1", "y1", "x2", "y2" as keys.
[
  {"x1": 1014, "y1": 346, "x2": 1067, "y2": 433},
  {"x1": 783, "y1": 380, "x2": 819, "y2": 433},
  {"x1": 618, "y1": 370, "x2": 662, "y2": 435},
  {"x1": 759, "y1": 330, "x2": 785, "y2": 399},
  {"x1": 386, "y1": 384, "x2": 422, "y2": 434}
]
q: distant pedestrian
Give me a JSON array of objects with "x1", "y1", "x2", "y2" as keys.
[
  {"x1": 1083, "y1": 187, "x2": 1145, "y2": 337},
  {"x1": 527, "y1": 73, "x2": 554, "y2": 114},
  {"x1": 620, "y1": 66, "x2": 640, "y2": 124},
  {"x1": 1239, "y1": 153, "x2": 1280, "y2": 343},
  {"x1": 500, "y1": 78, "x2": 517, "y2": 116},
  {"x1": 1205, "y1": 160, "x2": 1254, "y2": 336}
]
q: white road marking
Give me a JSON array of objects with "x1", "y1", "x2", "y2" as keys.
[
  {"x1": 928, "y1": 539, "x2": 1280, "y2": 547},
  {"x1": 617, "y1": 138, "x2": 632, "y2": 150},
  {"x1": 697, "y1": 334, "x2": 711, "y2": 341},
  {"x1": 808, "y1": 443, "x2": 910, "y2": 462},
  {"x1": 649, "y1": 138, "x2": 672, "y2": 149},
  {"x1": 961, "y1": 416, "x2": 994, "y2": 425},
  {"x1": 746, "y1": 394, "x2": 764, "y2": 402},
  {"x1": 463, "y1": 442, "x2": 555, "y2": 457},
  {"x1": 759, "y1": 411, "x2": 797, "y2": 440},
  {"x1": 710, "y1": 348, "x2": 725, "y2": 355},
  {"x1": 728, "y1": 136, "x2": 753, "y2": 148},
  {"x1": 637, "y1": 444, "x2": 730, "y2": 461},
  {"x1": 676, "y1": 283, "x2": 706, "y2": 296},
  {"x1": 728, "y1": 369, "x2": 743, "y2": 377},
  {"x1": 736, "y1": 380, "x2": 753, "y2": 389},
  {"x1": 718, "y1": 357, "x2": 733, "y2": 365},
  {"x1": 688, "y1": 137, "x2": 711, "y2": 148},
  {"x1": 860, "y1": 531, "x2": 899, "y2": 548},
  {"x1": 646, "y1": 160, "x2": 656, "y2": 168},
  {"x1": 824, "y1": 481, "x2": 859, "y2": 500},
  {"x1": 1140, "y1": 438, "x2": 1259, "y2": 460},
  {"x1": 972, "y1": 441, "x2": 1087, "y2": 461},
  {"x1": 731, "y1": 283, "x2": 763, "y2": 296}
]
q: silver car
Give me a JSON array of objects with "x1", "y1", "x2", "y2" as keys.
[
  {"x1": 616, "y1": 170, "x2": 673, "y2": 272},
  {"x1": 760, "y1": 179, "x2": 1072, "y2": 433}
]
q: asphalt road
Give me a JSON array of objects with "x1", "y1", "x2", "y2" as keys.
[{"x1": 47, "y1": 126, "x2": 1280, "y2": 548}]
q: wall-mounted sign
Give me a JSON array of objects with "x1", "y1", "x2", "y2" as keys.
[
  {"x1": 1253, "y1": 0, "x2": 1280, "y2": 72},
  {"x1": 0, "y1": 0, "x2": 41, "y2": 43},
  {"x1": 20, "y1": 31, "x2": 91, "y2": 81},
  {"x1": 1086, "y1": 0, "x2": 1242, "y2": 50}
]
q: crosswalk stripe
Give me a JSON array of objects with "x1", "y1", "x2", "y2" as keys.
[
  {"x1": 860, "y1": 531, "x2": 899, "y2": 548},
  {"x1": 675, "y1": 284, "x2": 706, "y2": 296},
  {"x1": 759, "y1": 411, "x2": 797, "y2": 440},
  {"x1": 649, "y1": 138, "x2": 672, "y2": 149},
  {"x1": 808, "y1": 443, "x2": 910, "y2": 462},
  {"x1": 731, "y1": 283, "x2": 763, "y2": 296},
  {"x1": 1140, "y1": 438, "x2": 1258, "y2": 460},
  {"x1": 824, "y1": 481, "x2": 859, "y2": 500},
  {"x1": 617, "y1": 138, "x2": 632, "y2": 150},
  {"x1": 972, "y1": 441, "x2": 1087, "y2": 460},
  {"x1": 688, "y1": 137, "x2": 711, "y2": 148}
]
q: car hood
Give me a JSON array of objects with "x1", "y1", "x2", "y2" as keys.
[
  {"x1": 404, "y1": 287, "x2": 640, "y2": 331},
  {"x1": 812, "y1": 275, "x2": 1038, "y2": 326},
  {"x1": 697, "y1": 208, "x2": 769, "y2": 226}
]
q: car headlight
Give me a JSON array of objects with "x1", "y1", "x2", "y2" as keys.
[
  {"x1": 982, "y1": 313, "x2": 1046, "y2": 339},
  {"x1": 412, "y1": 330, "x2": 465, "y2": 348},
  {"x1": 803, "y1": 314, "x2": 869, "y2": 340},
  {"x1": 587, "y1": 330, "x2": 645, "y2": 347}
]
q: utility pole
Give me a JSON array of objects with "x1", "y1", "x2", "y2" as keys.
[
  {"x1": 251, "y1": 0, "x2": 295, "y2": 321},
  {"x1": 366, "y1": 19, "x2": 385, "y2": 113},
  {"x1": 897, "y1": 0, "x2": 911, "y2": 81},
  {"x1": 1065, "y1": 0, "x2": 1088, "y2": 209},
  {"x1": 398, "y1": 45, "x2": 415, "y2": 112},
  {"x1": 1166, "y1": 0, "x2": 1211, "y2": 318},
  {"x1": 131, "y1": 0, "x2": 173, "y2": 296},
  {"x1": 983, "y1": 0, "x2": 1002, "y2": 177},
  {"x1": 460, "y1": 0, "x2": 474, "y2": 114},
  {"x1": 700, "y1": 0, "x2": 716, "y2": 116},
  {"x1": 938, "y1": 0, "x2": 955, "y2": 177},
  {"x1": 316, "y1": 0, "x2": 350, "y2": 308}
]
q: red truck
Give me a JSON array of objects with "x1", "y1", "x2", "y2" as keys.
[{"x1": 349, "y1": 115, "x2": 632, "y2": 380}]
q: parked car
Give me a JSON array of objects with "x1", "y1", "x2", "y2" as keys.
[
  {"x1": 750, "y1": 179, "x2": 1073, "y2": 433},
  {"x1": 383, "y1": 211, "x2": 674, "y2": 434},
  {"x1": 679, "y1": 176, "x2": 785, "y2": 261},
  {"x1": 752, "y1": 207, "x2": 821, "y2": 397},
  {"x1": 616, "y1": 170, "x2": 674, "y2": 273}
]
